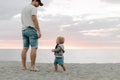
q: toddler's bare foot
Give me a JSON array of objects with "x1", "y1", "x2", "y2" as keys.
[
  {"x1": 54, "y1": 70, "x2": 58, "y2": 72},
  {"x1": 22, "y1": 67, "x2": 27, "y2": 70}
]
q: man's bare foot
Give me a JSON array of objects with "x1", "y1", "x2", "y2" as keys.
[{"x1": 30, "y1": 67, "x2": 40, "y2": 72}]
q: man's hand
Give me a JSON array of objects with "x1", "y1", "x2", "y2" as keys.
[
  {"x1": 32, "y1": 15, "x2": 41, "y2": 38},
  {"x1": 37, "y1": 32, "x2": 41, "y2": 38}
]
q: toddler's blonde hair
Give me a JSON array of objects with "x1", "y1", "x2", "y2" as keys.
[{"x1": 57, "y1": 36, "x2": 65, "y2": 44}]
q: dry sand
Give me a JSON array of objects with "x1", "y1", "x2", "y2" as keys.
[{"x1": 0, "y1": 61, "x2": 120, "y2": 80}]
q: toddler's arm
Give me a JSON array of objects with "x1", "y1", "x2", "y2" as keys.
[{"x1": 52, "y1": 47, "x2": 61, "y2": 52}]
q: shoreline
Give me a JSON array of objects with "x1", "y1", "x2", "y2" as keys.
[{"x1": 0, "y1": 61, "x2": 120, "y2": 80}]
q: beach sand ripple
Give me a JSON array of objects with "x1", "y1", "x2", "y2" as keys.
[{"x1": 0, "y1": 61, "x2": 120, "y2": 80}]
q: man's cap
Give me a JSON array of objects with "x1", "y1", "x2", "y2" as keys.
[{"x1": 37, "y1": 0, "x2": 43, "y2": 6}]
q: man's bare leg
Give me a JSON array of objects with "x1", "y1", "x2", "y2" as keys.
[
  {"x1": 30, "y1": 48, "x2": 38, "y2": 71},
  {"x1": 21, "y1": 48, "x2": 29, "y2": 70}
]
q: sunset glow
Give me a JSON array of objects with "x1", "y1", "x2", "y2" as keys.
[{"x1": 0, "y1": 0, "x2": 120, "y2": 49}]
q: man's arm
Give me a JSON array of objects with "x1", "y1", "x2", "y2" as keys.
[{"x1": 32, "y1": 15, "x2": 41, "y2": 38}]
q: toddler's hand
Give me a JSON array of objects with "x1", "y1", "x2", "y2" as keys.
[{"x1": 52, "y1": 49, "x2": 54, "y2": 52}]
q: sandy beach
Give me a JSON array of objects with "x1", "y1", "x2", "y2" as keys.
[{"x1": 0, "y1": 61, "x2": 120, "y2": 80}]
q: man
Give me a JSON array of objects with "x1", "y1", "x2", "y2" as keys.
[{"x1": 21, "y1": 0, "x2": 43, "y2": 71}]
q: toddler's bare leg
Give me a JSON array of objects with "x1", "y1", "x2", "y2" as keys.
[
  {"x1": 61, "y1": 64, "x2": 66, "y2": 71},
  {"x1": 54, "y1": 64, "x2": 58, "y2": 71}
]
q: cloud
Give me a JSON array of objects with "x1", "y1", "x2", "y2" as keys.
[
  {"x1": 12, "y1": 14, "x2": 21, "y2": 19},
  {"x1": 0, "y1": 0, "x2": 29, "y2": 20},
  {"x1": 2, "y1": 0, "x2": 120, "y2": 20},
  {"x1": 0, "y1": 0, "x2": 51, "y2": 20},
  {"x1": 87, "y1": 14, "x2": 120, "y2": 20},
  {"x1": 0, "y1": 0, "x2": 120, "y2": 49},
  {"x1": 0, "y1": 19, "x2": 21, "y2": 40},
  {"x1": 79, "y1": 27, "x2": 120, "y2": 37},
  {"x1": 101, "y1": 0, "x2": 120, "y2": 4},
  {"x1": 63, "y1": 17, "x2": 120, "y2": 35},
  {"x1": 117, "y1": 35, "x2": 120, "y2": 38},
  {"x1": 59, "y1": 24, "x2": 71, "y2": 31},
  {"x1": 9, "y1": 13, "x2": 120, "y2": 41}
]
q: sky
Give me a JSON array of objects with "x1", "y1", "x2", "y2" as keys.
[{"x1": 0, "y1": 0, "x2": 120, "y2": 49}]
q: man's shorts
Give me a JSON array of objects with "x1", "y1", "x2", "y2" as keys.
[
  {"x1": 54, "y1": 57, "x2": 64, "y2": 65},
  {"x1": 22, "y1": 27, "x2": 38, "y2": 48}
]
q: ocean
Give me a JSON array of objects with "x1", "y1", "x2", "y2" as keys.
[{"x1": 0, "y1": 49, "x2": 120, "y2": 63}]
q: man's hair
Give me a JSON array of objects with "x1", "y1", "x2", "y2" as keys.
[{"x1": 32, "y1": 0, "x2": 43, "y2": 6}]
